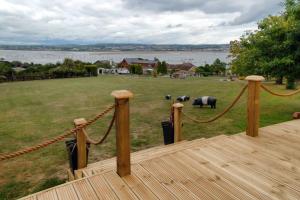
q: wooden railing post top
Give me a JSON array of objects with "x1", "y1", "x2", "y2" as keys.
[
  {"x1": 245, "y1": 75, "x2": 265, "y2": 82},
  {"x1": 74, "y1": 118, "x2": 87, "y2": 126},
  {"x1": 111, "y1": 90, "x2": 133, "y2": 99},
  {"x1": 173, "y1": 103, "x2": 184, "y2": 108}
]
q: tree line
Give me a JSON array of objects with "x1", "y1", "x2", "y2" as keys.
[
  {"x1": 196, "y1": 58, "x2": 227, "y2": 76},
  {"x1": 128, "y1": 61, "x2": 168, "y2": 75},
  {"x1": 0, "y1": 58, "x2": 112, "y2": 82},
  {"x1": 230, "y1": 0, "x2": 300, "y2": 89},
  {"x1": 0, "y1": 57, "x2": 228, "y2": 83}
]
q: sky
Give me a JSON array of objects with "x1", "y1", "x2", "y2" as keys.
[{"x1": 0, "y1": 0, "x2": 283, "y2": 45}]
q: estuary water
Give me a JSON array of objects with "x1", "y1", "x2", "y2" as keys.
[{"x1": 0, "y1": 50, "x2": 230, "y2": 66}]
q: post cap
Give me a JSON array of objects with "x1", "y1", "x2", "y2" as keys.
[
  {"x1": 245, "y1": 75, "x2": 265, "y2": 82},
  {"x1": 173, "y1": 103, "x2": 184, "y2": 108},
  {"x1": 74, "y1": 118, "x2": 87, "y2": 126},
  {"x1": 111, "y1": 90, "x2": 133, "y2": 99}
]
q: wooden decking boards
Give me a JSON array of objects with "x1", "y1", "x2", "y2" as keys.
[{"x1": 20, "y1": 120, "x2": 300, "y2": 200}]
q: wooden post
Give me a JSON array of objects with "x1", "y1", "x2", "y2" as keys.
[
  {"x1": 111, "y1": 90, "x2": 133, "y2": 177},
  {"x1": 173, "y1": 103, "x2": 184, "y2": 142},
  {"x1": 245, "y1": 75, "x2": 265, "y2": 137},
  {"x1": 74, "y1": 118, "x2": 88, "y2": 169}
]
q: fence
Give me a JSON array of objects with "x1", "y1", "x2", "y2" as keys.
[
  {"x1": 0, "y1": 90, "x2": 133, "y2": 178},
  {"x1": 1, "y1": 75, "x2": 300, "y2": 179},
  {"x1": 174, "y1": 75, "x2": 300, "y2": 142}
]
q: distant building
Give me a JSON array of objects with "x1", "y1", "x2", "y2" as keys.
[
  {"x1": 12, "y1": 67, "x2": 26, "y2": 73},
  {"x1": 116, "y1": 68, "x2": 130, "y2": 74},
  {"x1": 119, "y1": 58, "x2": 158, "y2": 74},
  {"x1": 168, "y1": 62, "x2": 196, "y2": 78},
  {"x1": 97, "y1": 66, "x2": 130, "y2": 75},
  {"x1": 172, "y1": 70, "x2": 190, "y2": 79}
]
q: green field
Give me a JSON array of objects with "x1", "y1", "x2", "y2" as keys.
[{"x1": 1, "y1": 76, "x2": 300, "y2": 199}]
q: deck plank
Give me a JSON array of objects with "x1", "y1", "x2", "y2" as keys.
[
  {"x1": 166, "y1": 152, "x2": 257, "y2": 200},
  {"x1": 55, "y1": 184, "x2": 79, "y2": 200},
  {"x1": 131, "y1": 164, "x2": 177, "y2": 200},
  {"x1": 209, "y1": 135, "x2": 300, "y2": 192},
  {"x1": 88, "y1": 174, "x2": 118, "y2": 200},
  {"x1": 155, "y1": 155, "x2": 237, "y2": 200},
  {"x1": 192, "y1": 145, "x2": 300, "y2": 200},
  {"x1": 122, "y1": 165, "x2": 159, "y2": 200},
  {"x1": 141, "y1": 158, "x2": 200, "y2": 199},
  {"x1": 36, "y1": 190, "x2": 58, "y2": 200},
  {"x1": 84, "y1": 138, "x2": 210, "y2": 175},
  {"x1": 103, "y1": 171, "x2": 138, "y2": 200},
  {"x1": 20, "y1": 196, "x2": 36, "y2": 200},
  {"x1": 178, "y1": 150, "x2": 273, "y2": 200},
  {"x1": 230, "y1": 134, "x2": 300, "y2": 167},
  {"x1": 19, "y1": 120, "x2": 300, "y2": 200},
  {"x1": 73, "y1": 179, "x2": 99, "y2": 200}
]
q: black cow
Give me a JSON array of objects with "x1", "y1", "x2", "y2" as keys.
[
  {"x1": 177, "y1": 96, "x2": 190, "y2": 102},
  {"x1": 193, "y1": 96, "x2": 217, "y2": 109}
]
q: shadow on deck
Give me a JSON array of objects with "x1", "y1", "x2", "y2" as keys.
[{"x1": 21, "y1": 120, "x2": 300, "y2": 200}]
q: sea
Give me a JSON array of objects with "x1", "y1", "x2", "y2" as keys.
[{"x1": 0, "y1": 50, "x2": 230, "y2": 66}]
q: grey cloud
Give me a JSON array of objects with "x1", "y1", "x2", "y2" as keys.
[
  {"x1": 123, "y1": 0, "x2": 282, "y2": 24},
  {"x1": 166, "y1": 24, "x2": 183, "y2": 28},
  {"x1": 123, "y1": 0, "x2": 240, "y2": 13},
  {"x1": 230, "y1": 0, "x2": 282, "y2": 25},
  {"x1": 0, "y1": 0, "x2": 285, "y2": 45}
]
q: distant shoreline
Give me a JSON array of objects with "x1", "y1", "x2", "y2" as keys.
[
  {"x1": 0, "y1": 44, "x2": 229, "y2": 52},
  {"x1": 0, "y1": 49, "x2": 229, "y2": 53},
  {"x1": 0, "y1": 49, "x2": 230, "y2": 66}
]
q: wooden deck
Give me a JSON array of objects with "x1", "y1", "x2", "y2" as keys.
[{"x1": 21, "y1": 120, "x2": 300, "y2": 200}]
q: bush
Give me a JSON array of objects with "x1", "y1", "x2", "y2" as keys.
[
  {"x1": 286, "y1": 77, "x2": 296, "y2": 89},
  {"x1": 129, "y1": 64, "x2": 143, "y2": 75},
  {"x1": 85, "y1": 65, "x2": 98, "y2": 76}
]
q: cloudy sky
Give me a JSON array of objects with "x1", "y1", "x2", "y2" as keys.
[{"x1": 0, "y1": 0, "x2": 283, "y2": 45}]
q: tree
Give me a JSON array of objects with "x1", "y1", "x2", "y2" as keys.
[
  {"x1": 161, "y1": 61, "x2": 168, "y2": 74},
  {"x1": 196, "y1": 64, "x2": 213, "y2": 76},
  {"x1": 129, "y1": 64, "x2": 143, "y2": 75},
  {"x1": 156, "y1": 61, "x2": 162, "y2": 74},
  {"x1": 0, "y1": 61, "x2": 14, "y2": 80},
  {"x1": 94, "y1": 60, "x2": 112, "y2": 69},
  {"x1": 230, "y1": 0, "x2": 300, "y2": 89},
  {"x1": 129, "y1": 64, "x2": 136, "y2": 74},
  {"x1": 63, "y1": 58, "x2": 75, "y2": 69},
  {"x1": 211, "y1": 58, "x2": 226, "y2": 76},
  {"x1": 135, "y1": 64, "x2": 143, "y2": 75}
]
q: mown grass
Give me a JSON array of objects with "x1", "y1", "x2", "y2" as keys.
[{"x1": 0, "y1": 75, "x2": 300, "y2": 199}]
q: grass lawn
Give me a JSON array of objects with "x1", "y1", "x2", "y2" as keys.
[{"x1": 1, "y1": 75, "x2": 300, "y2": 199}]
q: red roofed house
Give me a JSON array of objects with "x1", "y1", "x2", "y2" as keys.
[{"x1": 119, "y1": 58, "x2": 158, "y2": 74}]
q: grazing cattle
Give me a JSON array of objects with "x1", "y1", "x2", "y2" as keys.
[
  {"x1": 165, "y1": 95, "x2": 172, "y2": 100},
  {"x1": 177, "y1": 96, "x2": 190, "y2": 102},
  {"x1": 193, "y1": 96, "x2": 217, "y2": 109}
]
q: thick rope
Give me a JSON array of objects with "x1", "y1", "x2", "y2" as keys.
[
  {"x1": 84, "y1": 110, "x2": 116, "y2": 145},
  {"x1": 0, "y1": 104, "x2": 115, "y2": 161},
  {"x1": 182, "y1": 85, "x2": 248, "y2": 123},
  {"x1": 261, "y1": 84, "x2": 300, "y2": 97}
]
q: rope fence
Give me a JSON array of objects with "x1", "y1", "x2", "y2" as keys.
[
  {"x1": 84, "y1": 110, "x2": 116, "y2": 145},
  {"x1": 182, "y1": 85, "x2": 248, "y2": 124},
  {"x1": 0, "y1": 104, "x2": 115, "y2": 161},
  {"x1": 261, "y1": 84, "x2": 300, "y2": 97},
  {"x1": 2, "y1": 83, "x2": 300, "y2": 162}
]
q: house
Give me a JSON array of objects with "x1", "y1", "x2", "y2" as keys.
[
  {"x1": 168, "y1": 62, "x2": 196, "y2": 77},
  {"x1": 172, "y1": 70, "x2": 190, "y2": 79},
  {"x1": 97, "y1": 67, "x2": 130, "y2": 75},
  {"x1": 116, "y1": 68, "x2": 130, "y2": 74},
  {"x1": 12, "y1": 67, "x2": 26, "y2": 73},
  {"x1": 119, "y1": 58, "x2": 158, "y2": 74}
]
